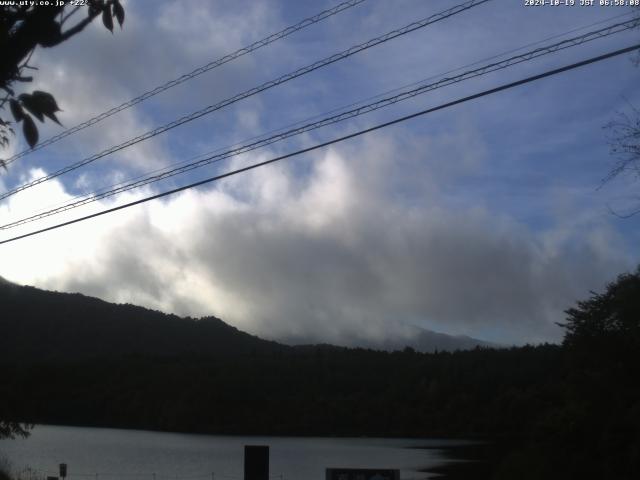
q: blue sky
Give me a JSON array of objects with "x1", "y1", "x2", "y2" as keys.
[{"x1": 0, "y1": 0, "x2": 639, "y2": 346}]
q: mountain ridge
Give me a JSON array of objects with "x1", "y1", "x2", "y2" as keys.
[
  {"x1": 0, "y1": 279, "x2": 492, "y2": 360},
  {"x1": 0, "y1": 280, "x2": 284, "y2": 362}
]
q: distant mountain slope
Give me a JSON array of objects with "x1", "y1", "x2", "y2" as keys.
[
  {"x1": 0, "y1": 279, "x2": 492, "y2": 362},
  {"x1": 0, "y1": 280, "x2": 285, "y2": 362},
  {"x1": 279, "y1": 327, "x2": 495, "y2": 353},
  {"x1": 370, "y1": 328, "x2": 497, "y2": 352}
]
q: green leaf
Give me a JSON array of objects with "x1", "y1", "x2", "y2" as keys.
[
  {"x1": 89, "y1": 0, "x2": 105, "y2": 16},
  {"x1": 19, "y1": 94, "x2": 45, "y2": 122},
  {"x1": 113, "y1": 0, "x2": 125, "y2": 27},
  {"x1": 22, "y1": 114, "x2": 39, "y2": 148},
  {"x1": 44, "y1": 111, "x2": 62, "y2": 126},
  {"x1": 31, "y1": 91, "x2": 62, "y2": 125},
  {"x1": 18, "y1": 92, "x2": 62, "y2": 125},
  {"x1": 9, "y1": 99, "x2": 24, "y2": 122},
  {"x1": 102, "y1": 7, "x2": 113, "y2": 32},
  {"x1": 32, "y1": 91, "x2": 61, "y2": 113}
]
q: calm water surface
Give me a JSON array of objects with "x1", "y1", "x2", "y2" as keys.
[{"x1": 0, "y1": 426, "x2": 467, "y2": 480}]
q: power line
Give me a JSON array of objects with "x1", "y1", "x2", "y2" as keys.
[
  {"x1": 13, "y1": 4, "x2": 633, "y2": 221},
  {"x1": 36, "y1": 8, "x2": 635, "y2": 214},
  {"x1": 1, "y1": 42, "x2": 637, "y2": 246},
  {"x1": 1, "y1": 0, "x2": 368, "y2": 166},
  {"x1": 0, "y1": 0, "x2": 492, "y2": 202},
  {"x1": 3, "y1": 15, "x2": 637, "y2": 230},
  {"x1": 7, "y1": 8, "x2": 639, "y2": 210}
]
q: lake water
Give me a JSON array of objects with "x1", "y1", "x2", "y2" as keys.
[{"x1": 0, "y1": 426, "x2": 466, "y2": 480}]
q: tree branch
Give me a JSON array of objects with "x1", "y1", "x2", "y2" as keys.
[
  {"x1": 56, "y1": 11, "x2": 101, "y2": 45},
  {"x1": 60, "y1": 5, "x2": 82, "y2": 26}
]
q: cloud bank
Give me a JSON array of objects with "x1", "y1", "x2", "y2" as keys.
[{"x1": 1, "y1": 129, "x2": 632, "y2": 345}]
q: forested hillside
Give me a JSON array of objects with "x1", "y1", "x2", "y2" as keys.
[
  {"x1": 0, "y1": 279, "x2": 284, "y2": 362},
  {"x1": 1, "y1": 269, "x2": 639, "y2": 478}
]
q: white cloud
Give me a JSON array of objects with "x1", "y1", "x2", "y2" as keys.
[
  {"x1": 1, "y1": 0, "x2": 638, "y2": 348},
  {"x1": 0, "y1": 132, "x2": 632, "y2": 345}
]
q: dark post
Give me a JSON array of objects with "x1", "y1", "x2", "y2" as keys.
[{"x1": 244, "y1": 445, "x2": 269, "y2": 480}]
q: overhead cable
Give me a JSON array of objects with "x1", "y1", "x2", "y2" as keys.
[
  {"x1": 1, "y1": 0, "x2": 368, "y2": 166},
  {"x1": 0, "y1": 0, "x2": 492, "y2": 201},
  {"x1": 3, "y1": 15, "x2": 638, "y2": 230},
  {"x1": 1, "y1": 42, "x2": 638, "y2": 246}
]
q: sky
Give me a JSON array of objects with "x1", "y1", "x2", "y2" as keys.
[{"x1": 0, "y1": 0, "x2": 639, "y2": 346}]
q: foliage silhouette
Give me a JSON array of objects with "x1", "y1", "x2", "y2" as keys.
[
  {"x1": 0, "y1": 0, "x2": 124, "y2": 167},
  {"x1": 603, "y1": 10, "x2": 640, "y2": 217}
]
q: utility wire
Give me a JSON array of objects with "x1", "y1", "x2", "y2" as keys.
[
  {"x1": 3, "y1": 16, "x2": 638, "y2": 230},
  {"x1": 1, "y1": 42, "x2": 638, "y2": 246},
  {"x1": 0, "y1": 0, "x2": 492, "y2": 202},
  {"x1": 9, "y1": 6, "x2": 635, "y2": 221},
  {"x1": 1, "y1": 0, "x2": 368, "y2": 166},
  {"x1": 3, "y1": 7, "x2": 634, "y2": 191},
  {"x1": 26, "y1": 8, "x2": 635, "y2": 218}
]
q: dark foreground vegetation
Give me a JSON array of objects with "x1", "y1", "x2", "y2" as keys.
[{"x1": 1, "y1": 268, "x2": 639, "y2": 479}]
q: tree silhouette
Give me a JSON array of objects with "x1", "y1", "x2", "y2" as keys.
[
  {"x1": 561, "y1": 266, "x2": 640, "y2": 351},
  {"x1": 0, "y1": 1, "x2": 125, "y2": 439},
  {"x1": 550, "y1": 267, "x2": 640, "y2": 478},
  {"x1": 0, "y1": 0, "x2": 125, "y2": 170},
  {"x1": 0, "y1": 420, "x2": 30, "y2": 440},
  {"x1": 602, "y1": 9, "x2": 640, "y2": 216},
  {"x1": 604, "y1": 106, "x2": 640, "y2": 217}
]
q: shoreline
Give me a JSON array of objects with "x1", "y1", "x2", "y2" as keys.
[{"x1": 417, "y1": 442, "x2": 506, "y2": 480}]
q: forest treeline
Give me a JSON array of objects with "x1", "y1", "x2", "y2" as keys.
[{"x1": 1, "y1": 269, "x2": 639, "y2": 479}]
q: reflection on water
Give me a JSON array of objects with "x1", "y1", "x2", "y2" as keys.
[{"x1": 0, "y1": 426, "x2": 467, "y2": 480}]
